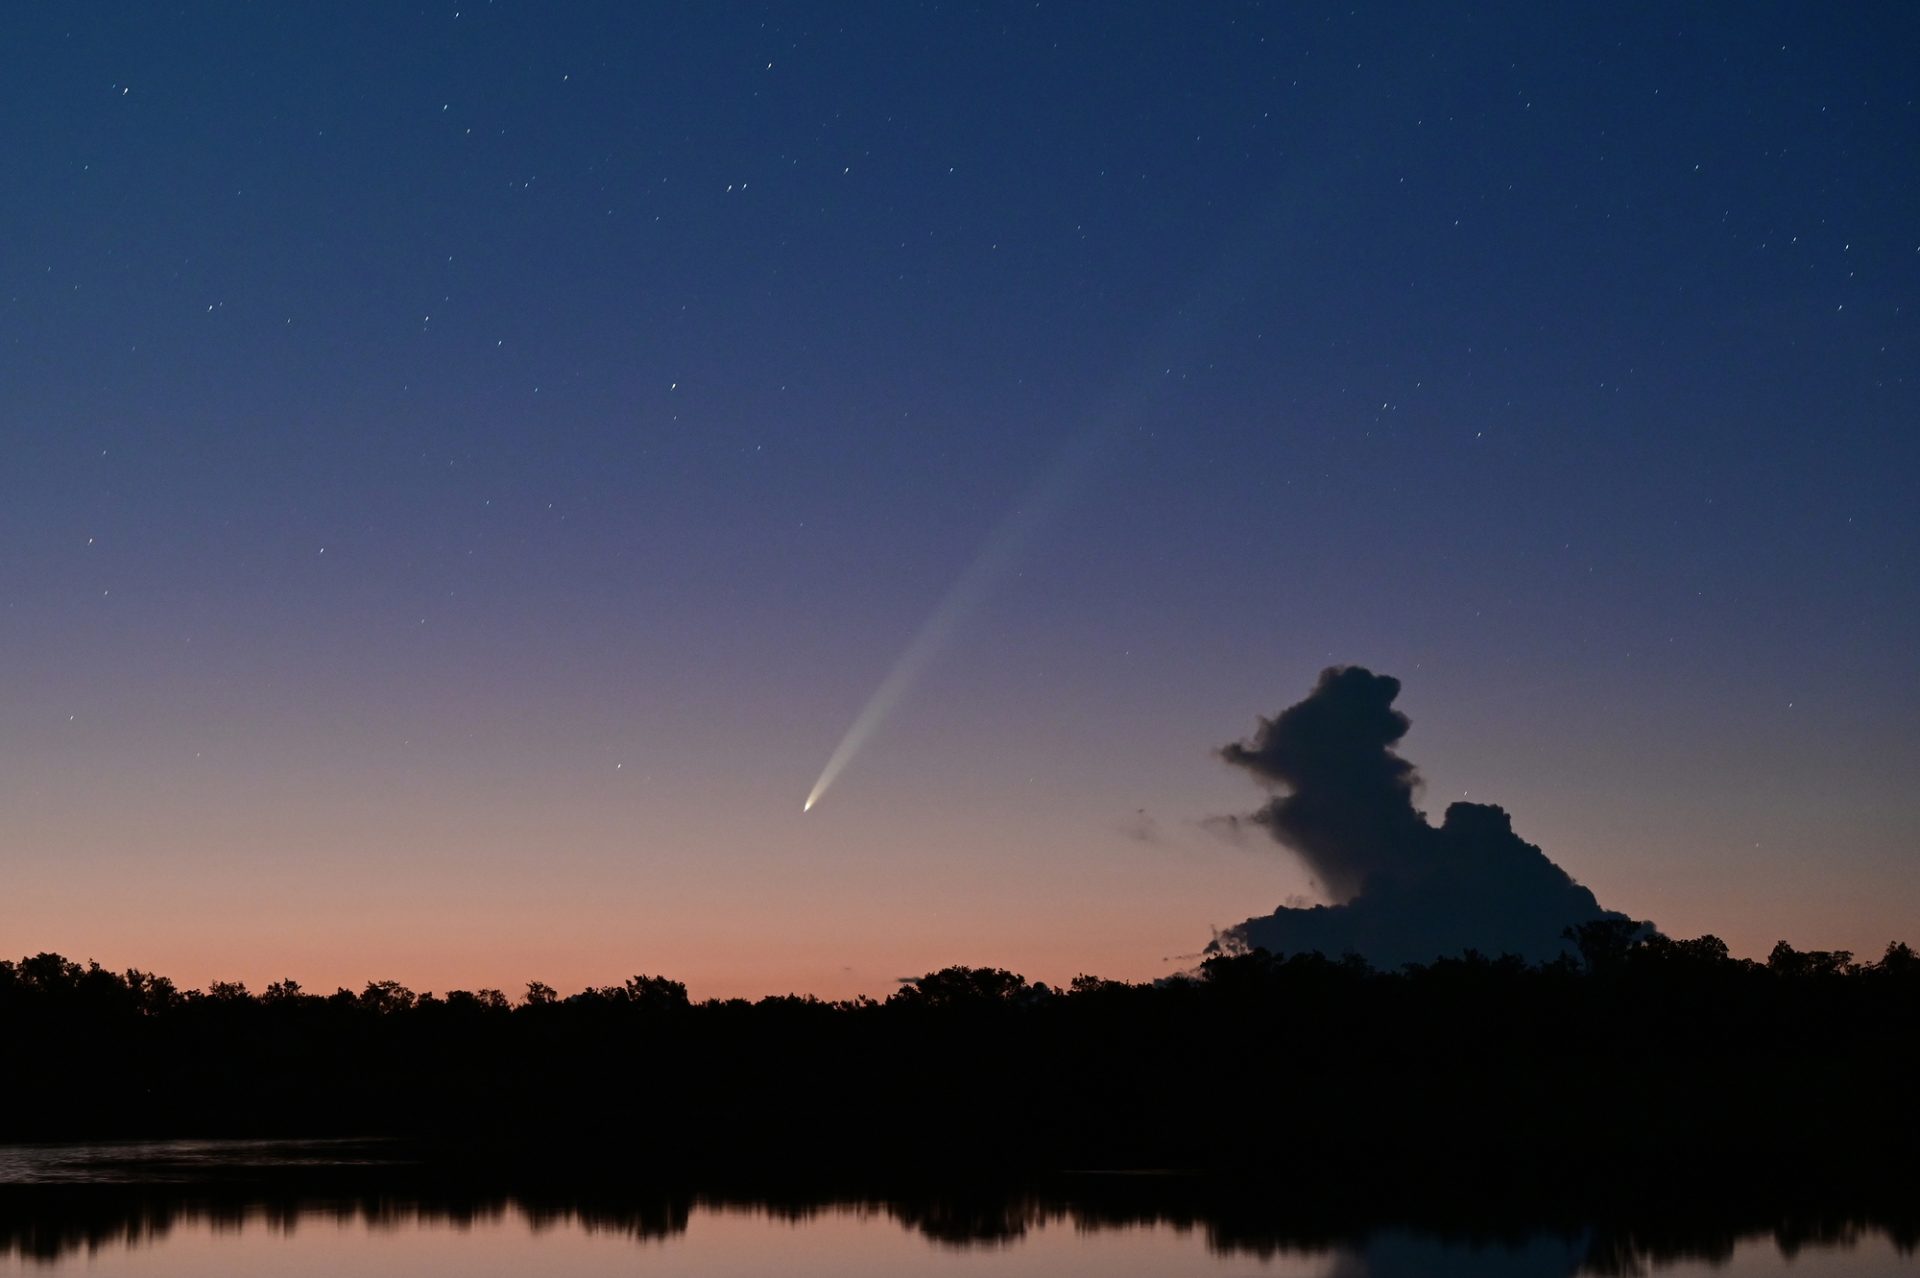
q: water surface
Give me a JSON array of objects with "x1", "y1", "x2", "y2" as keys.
[{"x1": 1, "y1": 1142, "x2": 1911, "y2": 1277}]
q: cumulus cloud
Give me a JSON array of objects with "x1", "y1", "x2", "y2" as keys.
[{"x1": 1210, "y1": 666, "x2": 1637, "y2": 968}]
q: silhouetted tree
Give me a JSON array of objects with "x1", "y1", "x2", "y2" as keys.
[
  {"x1": 890, "y1": 965, "x2": 1033, "y2": 1009},
  {"x1": 1768, "y1": 941, "x2": 1855, "y2": 978},
  {"x1": 360, "y1": 980, "x2": 417, "y2": 1014},
  {"x1": 1566, "y1": 917, "x2": 1654, "y2": 972},
  {"x1": 623, "y1": 974, "x2": 689, "y2": 1010},
  {"x1": 446, "y1": 988, "x2": 511, "y2": 1013},
  {"x1": 0, "y1": 936, "x2": 1914, "y2": 1185}
]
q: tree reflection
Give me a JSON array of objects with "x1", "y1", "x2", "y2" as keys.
[{"x1": 0, "y1": 1173, "x2": 1911, "y2": 1272}]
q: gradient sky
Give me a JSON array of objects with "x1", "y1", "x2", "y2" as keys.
[{"x1": 3, "y1": 3, "x2": 1916, "y2": 1000}]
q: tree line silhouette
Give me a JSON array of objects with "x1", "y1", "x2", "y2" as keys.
[{"x1": 3, "y1": 925, "x2": 1916, "y2": 1189}]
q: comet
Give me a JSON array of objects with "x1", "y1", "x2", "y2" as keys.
[
  {"x1": 801, "y1": 484, "x2": 1055, "y2": 814},
  {"x1": 802, "y1": 209, "x2": 1279, "y2": 813},
  {"x1": 800, "y1": 411, "x2": 1123, "y2": 815}
]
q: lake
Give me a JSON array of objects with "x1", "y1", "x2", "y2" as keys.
[{"x1": 1, "y1": 1142, "x2": 1912, "y2": 1277}]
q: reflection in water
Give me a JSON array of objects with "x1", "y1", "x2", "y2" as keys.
[
  {"x1": 0, "y1": 1188, "x2": 1913, "y2": 1275},
  {"x1": 0, "y1": 1139, "x2": 400, "y2": 1186},
  {"x1": 0, "y1": 1144, "x2": 1913, "y2": 1276}
]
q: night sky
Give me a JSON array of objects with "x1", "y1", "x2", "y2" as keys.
[{"x1": 5, "y1": 3, "x2": 1916, "y2": 999}]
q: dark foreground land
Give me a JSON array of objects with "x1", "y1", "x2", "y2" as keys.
[{"x1": 3, "y1": 925, "x2": 1916, "y2": 1193}]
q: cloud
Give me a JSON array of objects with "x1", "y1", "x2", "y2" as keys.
[
  {"x1": 1118, "y1": 808, "x2": 1164, "y2": 845},
  {"x1": 1198, "y1": 813, "x2": 1258, "y2": 847},
  {"x1": 1210, "y1": 666, "x2": 1637, "y2": 968}
]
